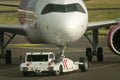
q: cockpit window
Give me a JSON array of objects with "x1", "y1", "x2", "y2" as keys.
[{"x1": 41, "y1": 3, "x2": 86, "y2": 14}]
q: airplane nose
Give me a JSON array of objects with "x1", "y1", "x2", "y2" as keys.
[
  {"x1": 53, "y1": 18, "x2": 86, "y2": 45},
  {"x1": 40, "y1": 13, "x2": 88, "y2": 45},
  {"x1": 61, "y1": 20, "x2": 83, "y2": 41},
  {"x1": 49, "y1": 16, "x2": 86, "y2": 45}
]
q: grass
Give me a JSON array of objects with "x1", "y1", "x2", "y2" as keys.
[
  {"x1": 88, "y1": 10, "x2": 120, "y2": 21},
  {"x1": 0, "y1": 6, "x2": 18, "y2": 11},
  {"x1": 0, "y1": 0, "x2": 19, "y2": 24},
  {"x1": 0, "y1": 14, "x2": 19, "y2": 24},
  {"x1": 85, "y1": 0, "x2": 120, "y2": 8},
  {"x1": 85, "y1": 0, "x2": 120, "y2": 35},
  {"x1": 85, "y1": 0, "x2": 120, "y2": 21},
  {"x1": 0, "y1": 0, "x2": 19, "y2": 11}
]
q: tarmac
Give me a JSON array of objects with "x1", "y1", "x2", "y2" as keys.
[{"x1": 0, "y1": 35, "x2": 120, "y2": 80}]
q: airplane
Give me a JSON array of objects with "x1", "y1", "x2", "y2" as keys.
[{"x1": 0, "y1": 0, "x2": 120, "y2": 62}]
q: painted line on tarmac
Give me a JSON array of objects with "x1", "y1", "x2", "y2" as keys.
[
  {"x1": 7, "y1": 46, "x2": 110, "y2": 52},
  {"x1": 8, "y1": 44, "x2": 45, "y2": 48},
  {"x1": 10, "y1": 47, "x2": 86, "y2": 52},
  {"x1": 8, "y1": 46, "x2": 59, "y2": 50},
  {"x1": 9, "y1": 46, "x2": 112, "y2": 53}
]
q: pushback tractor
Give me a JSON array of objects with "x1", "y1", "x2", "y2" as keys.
[{"x1": 20, "y1": 52, "x2": 89, "y2": 76}]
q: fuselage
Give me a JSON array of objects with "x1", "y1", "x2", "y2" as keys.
[{"x1": 18, "y1": 0, "x2": 88, "y2": 45}]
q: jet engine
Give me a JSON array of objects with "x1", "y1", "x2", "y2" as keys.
[{"x1": 107, "y1": 24, "x2": 120, "y2": 56}]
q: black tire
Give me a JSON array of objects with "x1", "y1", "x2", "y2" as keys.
[
  {"x1": 54, "y1": 70, "x2": 60, "y2": 76},
  {"x1": 5, "y1": 50, "x2": 12, "y2": 64},
  {"x1": 97, "y1": 47, "x2": 103, "y2": 62},
  {"x1": 23, "y1": 72, "x2": 30, "y2": 77},
  {"x1": 54, "y1": 65, "x2": 63, "y2": 76},
  {"x1": 60, "y1": 65, "x2": 63, "y2": 74},
  {"x1": 79, "y1": 57, "x2": 89, "y2": 72},
  {"x1": 86, "y1": 48, "x2": 92, "y2": 62}
]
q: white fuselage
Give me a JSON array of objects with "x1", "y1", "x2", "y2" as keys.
[{"x1": 21, "y1": 0, "x2": 88, "y2": 45}]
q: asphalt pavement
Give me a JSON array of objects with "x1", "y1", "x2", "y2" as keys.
[{"x1": 0, "y1": 35, "x2": 120, "y2": 80}]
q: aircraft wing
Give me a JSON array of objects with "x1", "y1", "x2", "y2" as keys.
[
  {"x1": 0, "y1": 24, "x2": 26, "y2": 35},
  {"x1": 87, "y1": 19, "x2": 120, "y2": 30}
]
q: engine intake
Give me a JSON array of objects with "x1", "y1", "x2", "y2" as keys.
[{"x1": 107, "y1": 24, "x2": 120, "y2": 56}]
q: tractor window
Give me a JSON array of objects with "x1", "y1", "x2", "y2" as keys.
[
  {"x1": 27, "y1": 55, "x2": 48, "y2": 62},
  {"x1": 50, "y1": 54, "x2": 54, "y2": 59}
]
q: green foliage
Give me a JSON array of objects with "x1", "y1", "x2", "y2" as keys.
[
  {"x1": 88, "y1": 11, "x2": 120, "y2": 21},
  {"x1": 0, "y1": 14, "x2": 19, "y2": 24},
  {"x1": 85, "y1": 0, "x2": 120, "y2": 8}
]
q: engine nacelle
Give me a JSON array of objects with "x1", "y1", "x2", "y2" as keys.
[{"x1": 107, "y1": 24, "x2": 120, "y2": 56}]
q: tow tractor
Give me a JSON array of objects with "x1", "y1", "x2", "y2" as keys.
[{"x1": 20, "y1": 52, "x2": 89, "y2": 76}]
